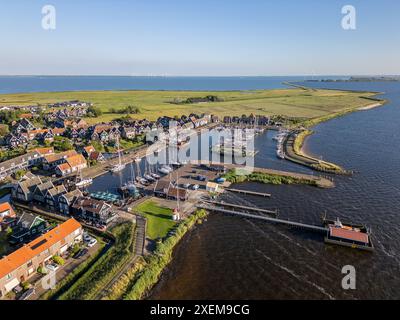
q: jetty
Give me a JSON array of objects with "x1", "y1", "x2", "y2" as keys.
[
  {"x1": 204, "y1": 200, "x2": 277, "y2": 215},
  {"x1": 198, "y1": 203, "x2": 328, "y2": 233},
  {"x1": 225, "y1": 188, "x2": 271, "y2": 198}
]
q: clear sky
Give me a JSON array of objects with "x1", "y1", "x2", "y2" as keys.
[{"x1": 0, "y1": 0, "x2": 399, "y2": 76}]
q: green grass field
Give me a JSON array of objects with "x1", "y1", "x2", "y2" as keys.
[
  {"x1": 0, "y1": 88, "x2": 378, "y2": 124},
  {"x1": 135, "y1": 200, "x2": 176, "y2": 240}
]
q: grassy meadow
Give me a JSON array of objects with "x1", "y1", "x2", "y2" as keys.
[
  {"x1": 0, "y1": 88, "x2": 379, "y2": 124},
  {"x1": 135, "y1": 200, "x2": 176, "y2": 240}
]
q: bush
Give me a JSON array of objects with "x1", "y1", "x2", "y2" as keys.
[
  {"x1": 53, "y1": 255, "x2": 65, "y2": 266},
  {"x1": 21, "y1": 281, "x2": 31, "y2": 290},
  {"x1": 71, "y1": 244, "x2": 81, "y2": 256},
  {"x1": 37, "y1": 266, "x2": 47, "y2": 275},
  {"x1": 13, "y1": 169, "x2": 27, "y2": 180}
]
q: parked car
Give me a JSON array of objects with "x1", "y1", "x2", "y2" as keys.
[
  {"x1": 183, "y1": 183, "x2": 191, "y2": 189},
  {"x1": 191, "y1": 184, "x2": 200, "y2": 190},
  {"x1": 46, "y1": 263, "x2": 60, "y2": 272},
  {"x1": 83, "y1": 233, "x2": 92, "y2": 243},
  {"x1": 87, "y1": 238, "x2": 98, "y2": 248},
  {"x1": 18, "y1": 288, "x2": 35, "y2": 300},
  {"x1": 197, "y1": 175, "x2": 206, "y2": 181}
]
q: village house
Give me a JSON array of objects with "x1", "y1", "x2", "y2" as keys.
[
  {"x1": 82, "y1": 146, "x2": 96, "y2": 158},
  {"x1": 89, "y1": 151, "x2": 105, "y2": 162},
  {"x1": 206, "y1": 182, "x2": 220, "y2": 193},
  {"x1": 55, "y1": 163, "x2": 72, "y2": 177},
  {"x1": 33, "y1": 181, "x2": 55, "y2": 205},
  {"x1": 12, "y1": 175, "x2": 43, "y2": 202},
  {"x1": 71, "y1": 197, "x2": 116, "y2": 225},
  {"x1": 121, "y1": 127, "x2": 136, "y2": 140},
  {"x1": 4, "y1": 133, "x2": 28, "y2": 149},
  {"x1": 0, "y1": 151, "x2": 43, "y2": 180},
  {"x1": 0, "y1": 202, "x2": 16, "y2": 232},
  {"x1": 0, "y1": 219, "x2": 83, "y2": 298},
  {"x1": 34, "y1": 147, "x2": 55, "y2": 157},
  {"x1": 153, "y1": 180, "x2": 171, "y2": 198},
  {"x1": 9, "y1": 213, "x2": 47, "y2": 245},
  {"x1": 45, "y1": 185, "x2": 67, "y2": 212},
  {"x1": 167, "y1": 187, "x2": 189, "y2": 201},
  {"x1": 65, "y1": 154, "x2": 87, "y2": 173},
  {"x1": 58, "y1": 189, "x2": 83, "y2": 215},
  {"x1": 11, "y1": 119, "x2": 36, "y2": 134},
  {"x1": 42, "y1": 150, "x2": 78, "y2": 170},
  {"x1": 211, "y1": 115, "x2": 220, "y2": 123}
]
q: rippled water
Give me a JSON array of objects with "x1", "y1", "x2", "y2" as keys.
[{"x1": 149, "y1": 82, "x2": 400, "y2": 300}]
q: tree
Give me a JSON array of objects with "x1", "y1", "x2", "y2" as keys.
[
  {"x1": 0, "y1": 124, "x2": 9, "y2": 137},
  {"x1": 87, "y1": 106, "x2": 102, "y2": 117}
]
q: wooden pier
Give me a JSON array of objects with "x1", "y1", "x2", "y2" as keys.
[
  {"x1": 225, "y1": 188, "x2": 271, "y2": 198},
  {"x1": 204, "y1": 200, "x2": 277, "y2": 216},
  {"x1": 198, "y1": 203, "x2": 328, "y2": 233}
]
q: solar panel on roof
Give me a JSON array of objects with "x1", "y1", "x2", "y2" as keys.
[{"x1": 30, "y1": 238, "x2": 48, "y2": 250}]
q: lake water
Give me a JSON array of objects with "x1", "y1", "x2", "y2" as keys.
[
  {"x1": 0, "y1": 76, "x2": 347, "y2": 94},
  {"x1": 148, "y1": 81, "x2": 400, "y2": 300}
]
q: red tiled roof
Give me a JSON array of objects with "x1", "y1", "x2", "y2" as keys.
[
  {"x1": 57, "y1": 163, "x2": 72, "y2": 173},
  {"x1": 34, "y1": 147, "x2": 54, "y2": 155},
  {"x1": 0, "y1": 219, "x2": 82, "y2": 279},
  {"x1": 329, "y1": 226, "x2": 369, "y2": 244},
  {"x1": 0, "y1": 202, "x2": 16, "y2": 223},
  {"x1": 66, "y1": 154, "x2": 86, "y2": 168}
]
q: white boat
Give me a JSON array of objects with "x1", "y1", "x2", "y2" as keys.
[
  {"x1": 136, "y1": 177, "x2": 149, "y2": 185},
  {"x1": 144, "y1": 174, "x2": 156, "y2": 182},
  {"x1": 276, "y1": 150, "x2": 285, "y2": 159},
  {"x1": 163, "y1": 165, "x2": 173, "y2": 172},
  {"x1": 158, "y1": 167, "x2": 170, "y2": 175},
  {"x1": 150, "y1": 173, "x2": 161, "y2": 179},
  {"x1": 76, "y1": 178, "x2": 93, "y2": 188},
  {"x1": 111, "y1": 137, "x2": 126, "y2": 173}
]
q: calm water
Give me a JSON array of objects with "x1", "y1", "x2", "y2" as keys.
[
  {"x1": 0, "y1": 76, "x2": 349, "y2": 94},
  {"x1": 148, "y1": 81, "x2": 400, "y2": 300}
]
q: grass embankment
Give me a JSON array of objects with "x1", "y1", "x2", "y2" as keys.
[
  {"x1": 288, "y1": 130, "x2": 344, "y2": 173},
  {"x1": 135, "y1": 200, "x2": 176, "y2": 241},
  {"x1": 222, "y1": 168, "x2": 318, "y2": 186},
  {"x1": 122, "y1": 209, "x2": 208, "y2": 300},
  {"x1": 57, "y1": 222, "x2": 136, "y2": 300},
  {"x1": 40, "y1": 241, "x2": 107, "y2": 300},
  {"x1": 0, "y1": 88, "x2": 378, "y2": 124}
]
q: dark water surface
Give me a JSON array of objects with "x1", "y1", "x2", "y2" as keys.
[{"x1": 148, "y1": 81, "x2": 400, "y2": 300}]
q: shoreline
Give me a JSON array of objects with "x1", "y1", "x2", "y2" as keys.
[
  {"x1": 283, "y1": 95, "x2": 387, "y2": 174},
  {"x1": 112, "y1": 209, "x2": 208, "y2": 300}
]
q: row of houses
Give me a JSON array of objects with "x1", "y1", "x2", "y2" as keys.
[
  {"x1": 47, "y1": 100, "x2": 91, "y2": 108},
  {"x1": 0, "y1": 218, "x2": 83, "y2": 298},
  {"x1": 45, "y1": 107, "x2": 88, "y2": 123},
  {"x1": 0, "y1": 148, "x2": 54, "y2": 180},
  {"x1": 222, "y1": 114, "x2": 270, "y2": 125},
  {"x1": 12, "y1": 174, "x2": 116, "y2": 225}
]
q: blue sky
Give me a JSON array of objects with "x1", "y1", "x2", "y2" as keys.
[{"x1": 0, "y1": 0, "x2": 399, "y2": 76}]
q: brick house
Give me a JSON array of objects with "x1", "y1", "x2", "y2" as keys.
[{"x1": 0, "y1": 219, "x2": 83, "y2": 298}]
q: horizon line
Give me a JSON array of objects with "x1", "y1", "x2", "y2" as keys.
[{"x1": 0, "y1": 74, "x2": 398, "y2": 78}]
